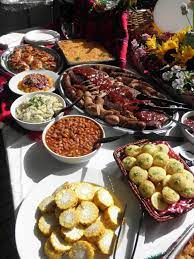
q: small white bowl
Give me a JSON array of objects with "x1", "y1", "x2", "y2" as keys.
[
  {"x1": 10, "y1": 92, "x2": 66, "y2": 131},
  {"x1": 181, "y1": 111, "x2": 194, "y2": 144},
  {"x1": 42, "y1": 115, "x2": 105, "y2": 164},
  {"x1": 9, "y1": 69, "x2": 59, "y2": 96}
]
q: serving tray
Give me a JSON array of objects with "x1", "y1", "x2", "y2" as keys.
[
  {"x1": 113, "y1": 140, "x2": 194, "y2": 222},
  {"x1": 58, "y1": 64, "x2": 179, "y2": 134},
  {"x1": 0, "y1": 44, "x2": 63, "y2": 75},
  {"x1": 57, "y1": 40, "x2": 116, "y2": 66}
]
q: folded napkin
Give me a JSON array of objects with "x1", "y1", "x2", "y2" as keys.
[
  {"x1": 73, "y1": 0, "x2": 129, "y2": 68},
  {"x1": 0, "y1": 32, "x2": 24, "y2": 49}
]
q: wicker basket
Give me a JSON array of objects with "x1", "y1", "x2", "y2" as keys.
[
  {"x1": 127, "y1": 9, "x2": 153, "y2": 40},
  {"x1": 113, "y1": 140, "x2": 194, "y2": 222}
]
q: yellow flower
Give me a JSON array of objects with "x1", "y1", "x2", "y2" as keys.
[
  {"x1": 156, "y1": 38, "x2": 179, "y2": 63},
  {"x1": 146, "y1": 35, "x2": 157, "y2": 50},
  {"x1": 172, "y1": 27, "x2": 191, "y2": 43},
  {"x1": 174, "y1": 45, "x2": 194, "y2": 65}
]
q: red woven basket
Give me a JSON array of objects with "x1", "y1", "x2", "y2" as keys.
[{"x1": 113, "y1": 139, "x2": 194, "y2": 222}]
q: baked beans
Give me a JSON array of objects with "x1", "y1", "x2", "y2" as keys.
[{"x1": 45, "y1": 116, "x2": 103, "y2": 157}]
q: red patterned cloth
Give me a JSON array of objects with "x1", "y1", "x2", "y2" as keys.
[
  {"x1": 0, "y1": 48, "x2": 12, "y2": 122},
  {"x1": 74, "y1": 0, "x2": 129, "y2": 68}
]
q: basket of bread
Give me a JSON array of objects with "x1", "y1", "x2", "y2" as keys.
[{"x1": 113, "y1": 140, "x2": 194, "y2": 222}]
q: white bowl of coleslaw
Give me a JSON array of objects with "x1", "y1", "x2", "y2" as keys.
[{"x1": 10, "y1": 92, "x2": 66, "y2": 131}]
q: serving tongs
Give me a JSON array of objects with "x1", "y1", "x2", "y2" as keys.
[
  {"x1": 161, "y1": 222, "x2": 194, "y2": 258},
  {"x1": 113, "y1": 203, "x2": 127, "y2": 259},
  {"x1": 137, "y1": 94, "x2": 188, "y2": 107},
  {"x1": 137, "y1": 103, "x2": 192, "y2": 112}
]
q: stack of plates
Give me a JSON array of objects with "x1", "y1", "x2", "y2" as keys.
[{"x1": 24, "y1": 29, "x2": 60, "y2": 45}]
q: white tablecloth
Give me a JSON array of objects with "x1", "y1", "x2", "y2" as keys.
[{"x1": 2, "y1": 122, "x2": 194, "y2": 259}]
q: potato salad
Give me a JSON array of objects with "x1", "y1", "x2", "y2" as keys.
[{"x1": 16, "y1": 94, "x2": 63, "y2": 123}]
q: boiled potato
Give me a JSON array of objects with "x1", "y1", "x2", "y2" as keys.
[
  {"x1": 179, "y1": 184, "x2": 194, "y2": 198},
  {"x1": 125, "y1": 145, "x2": 141, "y2": 157},
  {"x1": 182, "y1": 169, "x2": 194, "y2": 182},
  {"x1": 136, "y1": 153, "x2": 153, "y2": 170},
  {"x1": 153, "y1": 152, "x2": 169, "y2": 167},
  {"x1": 156, "y1": 144, "x2": 169, "y2": 154},
  {"x1": 122, "y1": 156, "x2": 136, "y2": 171},
  {"x1": 162, "y1": 175, "x2": 172, "y2": 187},
  {"x1": 138, "y1": 180, "x2": 155, "y2": 198},
  {"x1": 141, "y1": 143, "x2": 157, "y2": 155},
  {"x1": 129, "y1": 166, "x2": 148, "y2": 185},
  {"x1": 165, "y1": 158, "x2": 184, "y2": 175},
  {"x1": 148, "y1": 166, "x2": 166, "y2": 183},
  {"x1": 169, "y1": 173, "x2": 191, "y2": 192},
  {"x1": 162, "y1": 186, "x2": 180, "y2": 204}
]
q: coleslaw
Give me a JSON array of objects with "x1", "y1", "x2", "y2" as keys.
[{"x1": 16, "y1": 94, "x2": 63, "y2": 123}]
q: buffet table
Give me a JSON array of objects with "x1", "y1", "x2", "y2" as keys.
[
  {"x1": 1, "y1": 20, "x2": 194, "y2": 258},
  {"x1": 2, "y1": 120, "x2": 194, "y2": 259}
]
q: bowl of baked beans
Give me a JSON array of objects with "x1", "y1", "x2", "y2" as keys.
[{"x1": 42, "y1": 115, "x2": 105, "y2": 163}]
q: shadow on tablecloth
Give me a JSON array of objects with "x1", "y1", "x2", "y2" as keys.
[
  {"x1": 23, "y1": 142, "x2": 89, "y2": 183},
  {"x1": 0, "y1": 131, "x2": 19, "y2": 259}
]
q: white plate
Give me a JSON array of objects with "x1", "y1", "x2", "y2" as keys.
[
  {"x1": 153, "y1": 0, "x2": 193, "y2": 33},
  {"x1": 9, "y1": 70, "x2": 59, "y2": 95},
  {"x1": 24, "y1": 30, "x2": 60, "y2": 45},
  {"x1": 15, "y1": 167, "x2": 144, "y2": 259}
]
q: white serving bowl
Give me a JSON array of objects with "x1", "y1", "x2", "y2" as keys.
[
  {"x1": 9, "y1": 69, "x2": 58, "y2": 95},
  {"x1": 10, "y1": 92, "x2": 66, "y2": 131},
  {"x1": 42, "y1": 115, "x2": 105, "y2": 164},
  {"x1": 181, "y1": 111, "x2": 194, "y2": 144}
]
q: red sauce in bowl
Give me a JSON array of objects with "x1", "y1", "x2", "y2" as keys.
[{"x1": 184, "y1": 118, "x2": 194, "y2": 131}]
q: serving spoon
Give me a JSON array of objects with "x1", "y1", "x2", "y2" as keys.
[
  {"x1": 53, "y1": 95, "x2": 83, "y2": 118},
  {"x1": 92, "y1": 133, "x2": 128, "y2": 150},
  {"x1": 165, "y1": 114, "x2": 194, "y2": 134}
]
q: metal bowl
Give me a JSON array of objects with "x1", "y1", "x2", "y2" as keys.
[
  {"x1": 58, "y1": 64, "x2": 179, "y2": 134},
  {"x1": 0, "y1": 44, "x2": 63, "y2": 75}
]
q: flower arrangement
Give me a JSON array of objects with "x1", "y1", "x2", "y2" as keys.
[
  {"x1": 161, "y1": 65, "x2": 194, "y2": 94},
  {"x1": 130, "y1": 23, "x2": 194, "y2": 94},
  {"x1": 145, "y1": 27, "x2": 194, "y2": 70}
]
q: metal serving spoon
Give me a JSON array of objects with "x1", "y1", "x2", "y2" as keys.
[
  {"x1": 93, "y1": 133, "x2": 128, "y2": 150},
  {"x1": 93, "y1": 132, "x2": 184, "y2": 151},
  {"x1": 165, "y1": 115, "x2": 194, "y2": 134},
  {"x1": 95, "y1": 133, "x2": 128, "y2": 144},
  {"x1": 53, "y1": 95, "x2": 83, "y2": 118}
]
